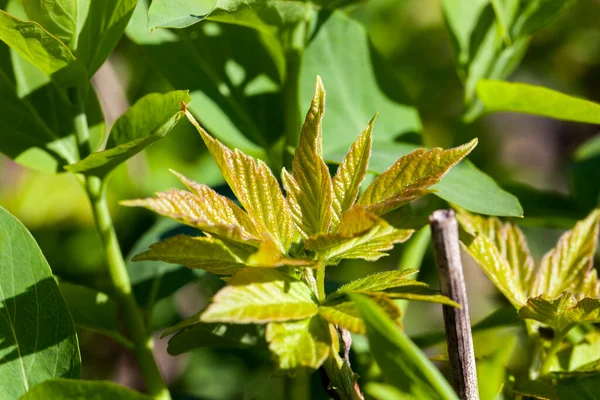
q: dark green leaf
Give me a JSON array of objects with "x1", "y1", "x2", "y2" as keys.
[
  {"x1": 301, "y1": 10, "x2": 421, "y2": 157},
  {"x1": 0, "y1": 206, "x2": 80, "y2": 399},
  {"x1": 350, "y1": 293, "x2": 458, "y2": 400},
  {"x1": 66, "y1": 90, "x2": 191, "y2": 177},
  {"x1": 21, "y1": 379, "x2": 152, "y2": 400}
]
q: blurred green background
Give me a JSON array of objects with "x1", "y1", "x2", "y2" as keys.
[{"x1": 1, "y1": 0, "x2": 599, "y2": 398}]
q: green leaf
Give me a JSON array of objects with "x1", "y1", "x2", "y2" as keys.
[
  {"x1": 76, "y1": 0, "x2": 138, "y2": 76},
  {"x1": 58, "y1": 282, "x2": 119, "y2": 337},
  {"x1": 305, "y1": 208, "x2": 413, "y2": 264},
  {"x1": 0, "y1": 10, "x2": 85, "y2": 89},
  {"x1": 357, "y1": 139, "x2": 477, "y2": 216},
  {"x1": 21, "y1": 379, "x2": 152, "y2": 400},
  {"x1": 148, "y1": 0, "x2": 307, "y2": 32},
  {"x1": 350, "y1": 293, "x2": 458, "y2": 400},
  {"x1": 187, "y1": 111, "x2": 294, "y2": 253},
  {"x1": 331, "y1": 115, "x2": 374, "y2": 227},
  {"x1": 200, "y1": 269, "x2": 318, "y2": 323},
  {"x1": 283, "y1": 76, "x2": 333, "y2": 237},
  {"x1": 166, "y1": 318, "x2": 265, "y2": 355},
  {"x1": 477, "y1": 80, "x2": 600, "y2": 124},
  {"x1": 301, "y1": 10, "x2": 422, "y2": 158},
  {"x1": 531, "y1": 209, "x2": 600, "y2": 299},
  {"x1": 319, "y1": 294, "x2": 401, "y2": 335},
  {"x1": 66, "y1": 91, "x2": 191, "y2": 177},
  {"x1": 0, "y1": 206, "x2": 80, "y2": 399},
  {"x1": 266, "y1": 316, "x2": 331, "y2": 370},
  {"x1": 21, "y1": 0, "x2": 78, "y2": 47},
  {"x1": 132, "y1": 235, "x2": 251, "y2": 275}
]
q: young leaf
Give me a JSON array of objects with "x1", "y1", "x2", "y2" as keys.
[
  {"x1": 0, "y1": 206, "x2": 80, "y2": 399},
  {"x1": 131, "y1": 235, "x2": 251, "y2": 275},
  {"x1": 0, "y1": 10, "x2": 85, "y2": 89},
  {"x1": 21, "y1": 379, "x2": 152, "y2": 400},
  {"x1": 357, "y1": 139, "x2": 478, "y2": 215},
  {"x1": 245, "y1": 238, "x2": 313, "y2": 267},
  {"x1": 457, "y1": 210, "x2": 534, "y2": 307},
  {"x1": 266, "y1": 316, "x2": 331, "y2": 370},
  {"x1": 350, "y1": 293, "x2": 458, "y2": 400},
  {"x1": 21, "y1": 0, "x2": 78, "y2": 48},
  {"x1": 66, "y1": 91, "x2": 191, "y2": 177},
  {"x1": 123, "y1": 172, "x2": 260, "y2": 245},
  {"x1": 187, "y1": 111, "x2": 294, "y2": 254},
  {"x1": 531, "y1": 209, "x2": 600, "y2": 299},
  {"x1": 306, "y1": 210, "x2": 413, "y2": 263},
  {"x1": 477, "y1": 80, "x2": 600, "y2": 125},
  {"x1": 284, "y1": 76, "x2": 334, "y2": 237},
  {"x1": 76, "y1": 0, "x2": 138, "y2": 76},
  {"x1": 319, "y1": 295, "x2": 401, "y2": 334},
  {"x1": 200, "y1": 269, "x2": 318, "y2": 323},
  {"x1": 331, "y1": 115, "x2": 374, "y2": 227}
]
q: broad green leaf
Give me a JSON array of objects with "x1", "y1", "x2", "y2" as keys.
[
  {"x1": 200, "y1": 269, "x2": 318, "y2": 323},
  {"x1": 126, "y1": 0, "x2": 272, "y2": 158},
  {"x1": 132, "y1": 235, "x2": 251, "y2": 275},
  {"x1": 283, "y1": 76, "x2": 333, "y2": 237},
  {"x1": 148, "y1": 0, "x2": 307, "y2": 32},
  {"x1": 441, "y1": 0, "x2": 489, "y2": 69},
  {"x1": 331, "y1": 115, "x2": 374, "y2": 227},
  {"x1": 531, "y1": 209, "x2": 600, "y2": 299},
  {"x1": 519, "y1": 294, "x2": 600, "y2": 336},
  {"x1": 319, "y1": 295, "x2": 401, "y2": 335},
  {"x1": 350, "y1": 293, "x2": 458, "y2": 400},
  {"x1": 357, "y1": 139, "x2": 477, "y2": 216},
  {"x1": 187, "y1": 111, "x2": 294, "y2": 253},
  {"x1": 122, "y1": 172, "x2": 260, "y2": 245},
  {"x1": 126, "y1": 219, "x2": 205, "y2": 307},
  {"x1": 21, "y1": 0, "x2": 78, "y2": 47},
  {"x1": 306, "y1": 210, "x2": 413, "y2": 264},
  {"x1": 21, "y1": 379, "x2": 152, "y2": 400},
  {"x1": 477, "y1": 80, "x2": 600, "y2": 124},
  {"x1": 301, "y1": 11, "x2": 422, "y2": 157},
  {"x1": 76, "y1": 0, "x2": 138, "y2": 76},
  {"x1": 457, "y1": 210, "x2": 534, "y2": 307},
  {"x1": 0, "y1": 206, "x2": 80, "y2": 399},
  {"x1": 66, "y1": 91, "x2": 191, "y2": 177},
  {"x1": 167, "y1": 321, "x2": 266, "y2": 355},
  {"x1": 58, "y1": 282, "x2": 119, "y2": 338},
  {"x1": 266, "y1": 316, "x2": 330, "y2": 370}
]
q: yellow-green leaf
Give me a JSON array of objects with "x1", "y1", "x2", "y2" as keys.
[
  {"x1": 331, "y1": 115, "x2": 374, "y2": 227},
  {"x1": 319, "y1": 295, "x2": 401, "y2": 334},
  {"x1": 357, "y1": 139, "x2": 477, "y2": 215},
  {"x1": 201, "y1": 269, "x2": 319, "y2": 323},
  {"x1": 286, "y1": 76, "x2": 334, "y2": 237},
  {"x1": 531, "y1": 209, "x2": 600, "y2": 299},
  {"x1": 122, "y1": 172, "x2": 260, "y2": 245},
  {"x1": 266, "y1": 316, "x2": 331, "y2": 370},
  {"x1": 246, "y1": 238, "x2": 314, "y2": 267},
  {"x1": 186, "y1": 111, "x2": 294, "y2": 254},
  {"x1": 131, "y1": 235, "x2": 251, "y2": 275},
  {"x1": 306, "y1": 211, "x2": 413, "y2": 263}
]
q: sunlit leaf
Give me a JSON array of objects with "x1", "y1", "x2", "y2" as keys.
[
  {"x1": 477, "y1": 80, "x2": 600, "y2": 125},
  {"x1": 531, "y1": 209, "x2": 600, "y2": 299},
  {"x1": 246, "y1": 238, "x2": 313, "y2": 267},
  {"x1": 357, "y1": 139, "x2": 477, "y2": 216},
  {"x1": 266, "y1": 316, "x2": 330, "y2": 370},
  {"x1": 201, "y1": 269, "x2": 318, "y2": 323},
  {"x1": 331, "y1": 115, "x2": 374, "y2": 227},
  {"x1": 21, "y1": 0, "x2": 77, "y2": 47},
  {"x1": 187, "y1": 111, "x2": 294, "y2": 253},
  {"x1": 132, "y1": 235, "x2": 252, "y2": 275},
  {"x1": 319, "y1": 294, "x2": 401, "y2": 334},
  {"x1": 284, "y1": 76, "x2": 333, "y2": 237},
  {"x1": 66, "y1": 91, "x2": 191, "y2": 177}
]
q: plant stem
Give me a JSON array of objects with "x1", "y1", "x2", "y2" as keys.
[
  {"x1": 539, "y1": 337, "x2": 562, "y2": 377},
  {"x1": 316, "y1": 262, "x2": 326, "y2": 302},
  {"x1": 85, "y1": 177, "x2": 171, "y2": 400},
  {"x1": 73, "y1": 107, "x2": 92, "y2": 160}
]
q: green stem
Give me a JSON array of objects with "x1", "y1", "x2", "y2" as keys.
[
  {"x1": 73, "y1": 106, "x2": 92, "y2": 160},
  {"x1": 316, "y1": 262, "x2": 326, "y2": 302},
  {"x1": 539, "y1": 337, "x2": 563, "y2": 377},
  {"x1": 85, "y1": 177, "x2": 171, "y2": 400}
]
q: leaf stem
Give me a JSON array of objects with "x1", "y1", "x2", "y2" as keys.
[
  {"x1": 539, "y1": 337, "x2": 562, "y2": 377},
  {"x1": 316, "y1": 262, "x2": 326, "y2": 302},
  {"x1": 85, "y1": 177, "x2": 171, "y2": 400},
  {"x1": 73, "y1": 105, "x2": 92, "y2": 160}
]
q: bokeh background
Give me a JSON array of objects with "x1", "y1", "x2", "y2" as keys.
[{"x1": 1, "y1": 0, "x2": 599, "y2": 398}]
